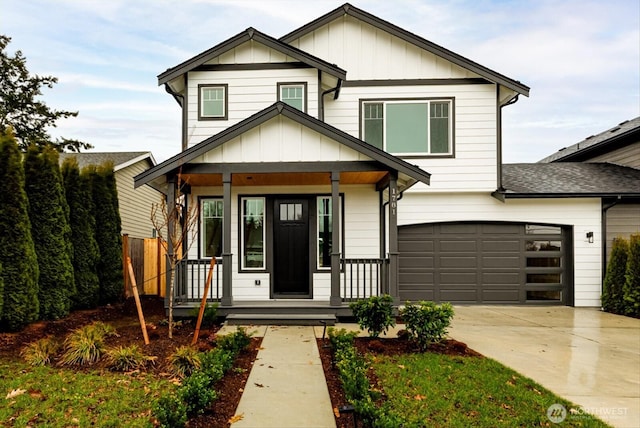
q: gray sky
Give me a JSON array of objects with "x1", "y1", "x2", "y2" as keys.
[{"x1": 2, "y1": 0, "x2": 639, "y2": 163}]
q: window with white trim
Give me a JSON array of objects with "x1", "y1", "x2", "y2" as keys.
[
  {"x1": 241, "y1": 197, "x2": 265, "y2": 269},
  {"x1": 362, "y1": 99, "x2": 452, "y2": 155},
  {"x1": 201, "y1": 198, "x2": 223, "y2": 258},
  {"x1": 199, "y1": 84, "x2": 227, "y2": 120},
  {"x1": 278, "y1": 83, "x2": 306, "y2": 112}
]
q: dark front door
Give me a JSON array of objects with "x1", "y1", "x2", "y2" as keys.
[{"x1": 273, "y1": 198, "x2": 310, "y2": 297}]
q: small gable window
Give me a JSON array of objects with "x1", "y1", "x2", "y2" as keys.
[
  {"x1": 362, "y1": 99, "x2": 453, "y2": 156},
  {"x1": 278, "y1": 82, "x2": 306, "y2": 112},
  {"x1": 199, "y1": 84, "x2": 228, "y2": 120}
]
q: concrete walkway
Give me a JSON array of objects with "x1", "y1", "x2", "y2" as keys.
[
  {"x1": 448, "y1": 306, "x2": 640, "y2": 428},
  {"x1": 225, "y1": 325, "x2": 336, "y2": 428}
]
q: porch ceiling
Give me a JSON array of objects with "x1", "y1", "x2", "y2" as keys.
[{"x1": 182, "y1": 171, "x2": 389, "y2": 187}]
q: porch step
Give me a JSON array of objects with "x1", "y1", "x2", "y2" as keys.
[{"x1": 225, "y1": 313, "x2": 336, "y2": 326}]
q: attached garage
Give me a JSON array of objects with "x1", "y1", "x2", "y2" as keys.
[{"x1": 398, "y1": 222, "x2": 573, "y2": 305}]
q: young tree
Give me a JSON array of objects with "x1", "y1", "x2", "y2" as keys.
[
  {"x1": 0, "y1": 35, "x2": 90, "y2": 152},
  {"x1": 24, "y1": 145, "x2": 75, "y2": 319},
  {"x1": 87, "y1": 163, "x2": 123, "y2": 304},
  {"x1": 624, "y1": 234, "x2": 640, "y2": 318},
  {"x1": 152, "y1": 175, "x2": 199, "y2": 338},
  {"x1": 0, "y1": 128, "x2": 39, "y2": 330},
  {"x1": 62, "y1": 157, "x2": 101, "y2": 309},
  {"x1": 602, "y1": 237, "x2": 629, "y2": 315}
]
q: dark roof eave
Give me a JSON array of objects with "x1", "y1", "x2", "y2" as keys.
[
  {"x1": 496, "y1": 192, "x2": 640, "y2": 199},
  {"x1": 280, "y1": 3, "x2": 529, "y2": 96},
  {"x1": 158, "y1": 28, "x2": 346, "y2": 86}
]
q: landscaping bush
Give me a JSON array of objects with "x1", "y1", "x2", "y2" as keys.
[
  {"x1": 168, "y1": 345, "x2": 201, "y2": 378},
  {"x1": 216, "y1": 326, "x2": 252, "y2": 353},
  {"x1": 153, "y1": 393, "x2": 187, "y2": 428},
  {"x1": 327, "y1": 327, "x2": 359, "y2": 350},
  {"x1": 199, "y1": 348, "x2": 234, "y2": 383},
  {"x1": 24, "y1": 145, "x2": 75, "y2": 320},
  {"x1": 178, "y1": 370, "x2": 218, "y2": 416},
  {"x1": 105, "y1": 345, "x2": 157, "y2": 371},
  {"x1": 21, "y1": 337, "x2": 59, "y2": 366},
  {"x1": 602, "y1": 237, "x2": 629, "y2": 314},
  {"x1": 624, "y1": 234, "x2": 640, "y2": 318},
  {"x1": 401, "y1": 301, "x2": 454, "y2": 350},
  {"x1": 349, "y1": 294, "x2": 396, "y2": 338},
  {"x1": 189, "y1": 303, "x2": 219, "y2": 326},
  {"x1": 60, "y1": 322, "x2": 115, "y2": 366},
  {"x1": 62, "y1": 157, "x2": 100, "y2": 310},
  {"x1": 0, "y1": 129, "x2": 40, "y2": 331}
]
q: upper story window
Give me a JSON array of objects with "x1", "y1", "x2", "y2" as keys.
[
  {"x1": 278, "y1": 82, "x2": 306, "y2": 112},
  {"x1": 362, "y1": 99, "x2": 453, "y2": 156},
  {"x1": 199, "y1": 84, "x2": 228, "y2": 120}
]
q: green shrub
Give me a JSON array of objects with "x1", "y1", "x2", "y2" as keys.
[
  {"x1": 216, "y1": 327, "x2": 252, "y2": 353},
  {"x1": 21, "y1": 337, "x2": 59, "y2": 366},
  {"x1": 335, "y1": 345, "x2": 370, "y2": 401},
  {"x1": 178, "y1": 370, "x2": 218, "y2": 416},
  {"x1": 624, "y1": 234, "x2": 640, "y2": 318},
  {"x1": 603, "y1": 237, "x2": 629, "y2": 314},
  {"x1": 401, "y1": 301, "x2": 454, "y2": 350},
  {"x1": 167, "y1": 345, "x2": 201, "y2": 378},
  {"x1": 349, "y1": 294, "x2": 396, "y2": 338},
  {"x1": 60, "y1": 323, "x2": 114, "y2": 365},
  {"x1": 153, "y1": 393, "x2": 187, "y2": 428},
  {"x1": 327, "y1": 327, "x2": 359, "y2": 350},
  {"x1": 200, "y1": 348, "x2": 234, "y2": 383},
  {"x1": 189, "y1": 303, "x2": 219, "y2": 326},
  {"x1": 105, "y1": 345, "x2": 157, "y2": 371}
]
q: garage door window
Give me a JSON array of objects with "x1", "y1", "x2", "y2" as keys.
[{"x1": 525, "y1": 225, "x2": 563, "y2": 302}]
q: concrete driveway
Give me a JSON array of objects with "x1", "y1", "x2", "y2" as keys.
[{"x1": 448, "y1": 306, "x2": 640, "y2": 428}]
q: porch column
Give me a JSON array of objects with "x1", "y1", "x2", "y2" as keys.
[
  {"x1": 388, "y1": 173, "x2": 400, "y2": 302},
  {"x1": 330, "y1": 171, "x2": 342, "y2": 306},
  {"x1": 221, "y1": 172, "x2": 233, "y2": 306},
  {"x1": 165, "y1": 176, "x2": 177, "y2": 307}
]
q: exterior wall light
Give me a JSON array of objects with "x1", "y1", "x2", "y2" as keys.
[{"x1": 586, "y1": 231, "x2": 594, "y2": 243}]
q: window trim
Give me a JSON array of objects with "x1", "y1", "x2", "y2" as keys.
[
  {"x1": 277, "y1": 82, "x2": 307, "y2": 113},
  {"x1": 198, "y1": 83, "x2": 228, "y2": 120},
  {"x1": 239, "y1": 196, "x2": 266, "y2": 271},
  {"x1": 359, "y1": 97, "x2": 455, "y2": 158},
  {"x1": 198, "y1": 196, "x2": 223, "y2": 259}
]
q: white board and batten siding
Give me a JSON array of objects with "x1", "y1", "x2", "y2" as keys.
[
  {"x1": 192, "y1": 115, "x2": 371, "y2": 164},
  {"x1": 398, "y1": 193, "x2": 603, "y2": 307},
  {"x1": 189, "y1": 184, "x2": 380, "y2": 301},
  {"x1": 116, "y1": 160, "x2": 162, "y2": 239}
]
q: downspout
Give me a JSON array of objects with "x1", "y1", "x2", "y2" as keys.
[
  {"x1": 164, "y1": 80, "x2": 188, "y2": 150},
  {"x1": 318, "y1": 72, "x2": 343, "y2": 121},
  {"x1": 496, "y1": 87, "x2": 519, "y2": 191},
  {"x1": 601, "y1": 196, "x2": 622, "y2": 280}
]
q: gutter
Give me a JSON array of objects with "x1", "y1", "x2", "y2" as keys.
[
  {"x1": 496, "y1": 88, "x2": 520, "y2": 193},
  {"x1": 319, "y1": 72, "x2": 343, "y2": 121}
]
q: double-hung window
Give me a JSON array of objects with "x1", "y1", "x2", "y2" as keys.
[
  {"x1": 278, "y1": 83, "x2": 306, "y2": 112},
  {"x1": 362, "y1": 99, "x2": 453, "y2": 156},
  {"x1": 199, "y1": 84, "x2": 228, "y2": 120},
  {"x1": 241, "y1": 197, "x2": 265, "y2": 270},
  {"x1": 201, "y1": 198, "x2": 223, "y2": 258}
]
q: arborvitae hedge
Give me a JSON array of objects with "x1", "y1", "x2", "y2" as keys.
[
  {"x1": 624, "y1": 234, "x2": 640, "y2": 318},
  {"x1": 62, "y1": 158, "x2": 101, "y2": 309},
  {"x1": 87, "y1": 163, "x2": 123, "y2": 304},
  {"x1": 0, "y1": 129, "x2": 40, "y2": 330},
  {"x1": 24, "y1": 146, "x2": 75, "y2": 320},
  {"x1": 602, "y1": 237, "x2": 629, "y2": 315}
]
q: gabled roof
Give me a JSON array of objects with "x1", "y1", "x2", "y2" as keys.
[
  {"x1": 59, "y1": 151, "x2": 156, "y2": 172},
  {"x1": 496, "y1": 163, "x2": 640, "y2": 199},
  {"x1": 158, "y1": 27, "x2": 346, "y2": 85},
  {"x1": 539, "y1": 116, "x2": 640, "y2": 163},
  {"x1": 135, "y1": 102, "x2": 431, "y2": 190},
  {"x1": 280, "y1": 3, "x2": 529, "y2": 96}
]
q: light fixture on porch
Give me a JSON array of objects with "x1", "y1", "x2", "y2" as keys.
[{"x1": 586, "y1": 231, "x2": 594, "y2": 244}]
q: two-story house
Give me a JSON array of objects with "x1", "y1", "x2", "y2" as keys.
[{"x1": 135, "y1": 3, "x2": 640, "y2": 318}]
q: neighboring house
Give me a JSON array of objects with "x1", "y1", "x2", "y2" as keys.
[
  {"x1": 539, "y1": 117, "x2": 640, "y2": 266},
  {"x1": 135, "y1": 3, "x2": 639, "y2": 317},
  {"x1": 60, "y1": 152, "x2": 161, "y2": 239}
]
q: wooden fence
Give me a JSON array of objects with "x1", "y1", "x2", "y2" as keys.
[{"x1": 122, "y1": 235, "x2": 167, "y2": 298}]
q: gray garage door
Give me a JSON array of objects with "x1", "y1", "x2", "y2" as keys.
[{"x1": 398, "y1": 222, "x2": 571, "y2": 305}]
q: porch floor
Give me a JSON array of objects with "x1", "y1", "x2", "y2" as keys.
[{"x1": 172, "y1": 299, "x2": 354, "y2": 319}]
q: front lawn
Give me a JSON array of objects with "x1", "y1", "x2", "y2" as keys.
[{"x1": 372, "y1": 352, "x2": 610, "y2": 427}]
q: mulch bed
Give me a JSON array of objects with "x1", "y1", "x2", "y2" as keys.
[{"x1": 0, "y1": 296, "x2": 261, "y2": 427}]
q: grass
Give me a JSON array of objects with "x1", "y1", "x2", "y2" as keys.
[
  {"x1": 371, "y1": 352, "x2": 611, "y2": 427},
  {"x1": 0, "y1": 358, "x2": 171, "y2": 427}
]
